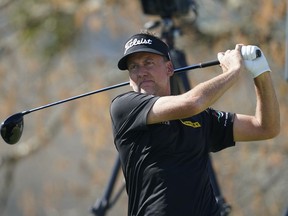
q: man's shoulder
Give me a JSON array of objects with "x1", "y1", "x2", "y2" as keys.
[
  {"x1": 111, "y1": 91, "x2": 135, "y2": 105},
  {"x1": 112, "y1": 91, "x2": 158, "y2": 104},
  {"x1": 113, "y1": 91, "x2": 135, "y2": 99},
  {"x1": 112, "y1": 91, "x2": 140, "y2": 101}
]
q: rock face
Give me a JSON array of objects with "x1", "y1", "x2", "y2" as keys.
[{"x1": 0, "y1": 1, "x2": 287, "y2": 216}]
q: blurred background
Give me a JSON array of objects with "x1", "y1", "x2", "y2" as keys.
[{"x1": 0, "y1": 0, "x2": 287, "y2": 215}]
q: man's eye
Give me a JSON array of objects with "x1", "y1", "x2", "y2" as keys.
[
  {"x1": 128, "y1": 64, "x2": 137, "y2": 71},
  {"x1": 145, "y1": 60, "x2": 154, "y2": 66}
]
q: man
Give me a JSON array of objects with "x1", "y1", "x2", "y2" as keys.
[{"x1": 110, "y1": 33, "x2": 280, "y2": 216}]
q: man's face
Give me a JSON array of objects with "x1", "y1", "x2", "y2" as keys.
[{"x1": 127, "y1": 52, "x2": 174, "y2": 96}]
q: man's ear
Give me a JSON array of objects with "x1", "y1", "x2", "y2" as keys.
[{"x1": 166, "y1": 61, "x2": 174, "y2": 77}]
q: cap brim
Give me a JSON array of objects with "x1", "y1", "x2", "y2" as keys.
[{"x1": 117, "y1": 48, "x2": 166, "y2": 70}]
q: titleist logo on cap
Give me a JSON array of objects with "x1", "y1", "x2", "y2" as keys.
[{"x1": 124, "y1": 38, "x2": 153, "y2": 54}]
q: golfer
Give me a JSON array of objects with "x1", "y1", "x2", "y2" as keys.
[{"x1": 110, "y1": 32, "x2": 280, "y2": 216}]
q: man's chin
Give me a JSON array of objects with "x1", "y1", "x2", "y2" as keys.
[{"x1": 140, "y1": 89, "x2": 155, "y2": 95}]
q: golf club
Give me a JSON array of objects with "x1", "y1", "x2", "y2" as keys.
[
  {"x1": 1, "y1": 48, "x2": 261, "y2": 145},
  {"x1": 0, "y1": 60, "x2": 220, "y2": 145}
]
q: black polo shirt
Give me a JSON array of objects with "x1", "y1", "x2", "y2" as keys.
[{"x1": 110, "y1": 91, "x2": 235, "y2": 216}]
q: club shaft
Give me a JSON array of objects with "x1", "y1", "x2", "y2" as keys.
[
  {"x1": 21, "y1": 60, "x2": 220, "y2": 115},
  {"x1": 21, "y1": 82, "x2": 129, "y2": 115},
  {"x1": 174, "y1": 60, "x2": 219, "y2": 72}
]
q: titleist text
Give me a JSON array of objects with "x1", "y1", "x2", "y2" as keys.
[{"x1": 125, "y1": 38, "x2": 153, "y2": 54}]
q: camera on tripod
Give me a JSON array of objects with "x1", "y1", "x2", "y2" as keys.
[{"x1": 140, "y1": 0, "x2": 196, "y2": 18}]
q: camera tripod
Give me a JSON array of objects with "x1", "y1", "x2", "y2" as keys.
[{"x1": 90, "y1": 16, "x2": 231, "y2": 216}]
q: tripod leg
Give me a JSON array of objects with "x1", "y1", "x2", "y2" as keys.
[{"x1": 91, "y1": 155, "x2": 122, "y2": 216}]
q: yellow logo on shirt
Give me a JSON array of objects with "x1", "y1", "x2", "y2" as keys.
[{"x1": 180, "y1": 119, "x2": 201, "y2": 128}]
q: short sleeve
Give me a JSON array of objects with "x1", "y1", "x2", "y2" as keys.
[
  {"x1": 110, "y1": 91, "x2": 159, "y2": 137},
  {"x1": 206, "y1": 108, "x2": 236, "y2": 152}
]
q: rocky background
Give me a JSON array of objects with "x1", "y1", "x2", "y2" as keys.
[{"x1": 0, "y1": 0, "x2": 287, "y2": 216}]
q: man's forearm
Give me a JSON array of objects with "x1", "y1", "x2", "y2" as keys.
[{"x1": 254, "y1": 72, "x2": 280, "y2": 138}]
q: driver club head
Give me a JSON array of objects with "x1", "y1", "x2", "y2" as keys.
[{"x1": 1, "y1": 113, "x2": 24, "y2": 145}]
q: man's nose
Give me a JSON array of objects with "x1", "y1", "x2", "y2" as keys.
[{"x1": 137, "y1": 65, "x2": 149, "y2": 76}]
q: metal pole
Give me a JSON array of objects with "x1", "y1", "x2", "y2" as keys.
[{"x1": 91, "y1": 156, "x2": 122, "y2": 216}]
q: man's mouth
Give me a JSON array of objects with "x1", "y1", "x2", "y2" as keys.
[{"x1": 139, "y1": 80, "x2": 154, "y2": 88}]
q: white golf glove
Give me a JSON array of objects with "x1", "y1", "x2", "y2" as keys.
[{"x1": 241, "y1": 45, "x2": 271, "y2": 78}]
